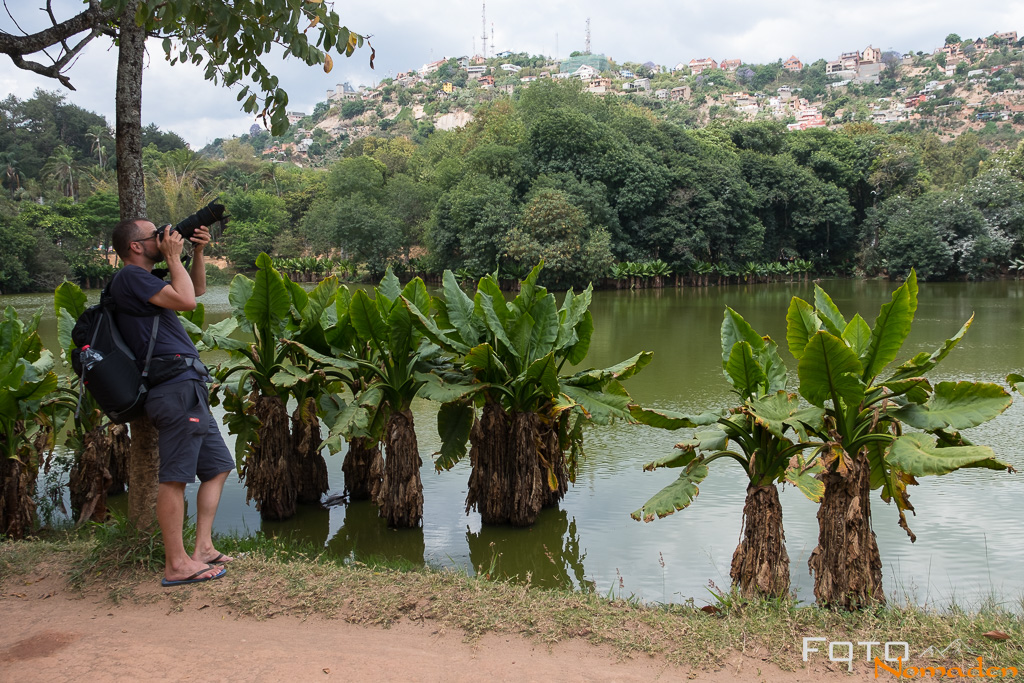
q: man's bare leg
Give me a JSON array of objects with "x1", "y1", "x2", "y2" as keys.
[
  {"x1": 191, "y1": 471, "x2": 233, "y2": 564},
  {"x1": 158, "y1": 481, "x2": 220, "y2": 581}
]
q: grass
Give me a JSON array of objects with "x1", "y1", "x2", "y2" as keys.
[{"x1": 2, "y1": 523, "x2": 1023, "y2": 673}]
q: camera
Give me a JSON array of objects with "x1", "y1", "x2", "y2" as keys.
[{"x1": 156, "y1": 199, "x2": 230, "y2": 241}]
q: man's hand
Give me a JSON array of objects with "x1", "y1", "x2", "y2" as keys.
[
  {"x1": 158, "y1": 228, "x2": 185, "y2": 261},
  {"x1": 190, "y1": 225, "x2": 211, "y2": 253}
]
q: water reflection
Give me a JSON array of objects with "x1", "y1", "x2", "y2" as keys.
[
  {"x1": 260, "y1": 502, "x2": 331, "y2": 549},
  {"x1": 326, "y1": 501, "x2": 425, "y2": 565},
  {"x1": 466, "y1": 507, "x2": 591, "y2": 591}
]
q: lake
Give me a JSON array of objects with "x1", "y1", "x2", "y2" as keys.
[{"x1": 6, "y1": 278, "x2": 1024, "y2": 608}]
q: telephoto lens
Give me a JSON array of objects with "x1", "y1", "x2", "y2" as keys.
[{"x1": 170, "y1": 199, "x2": 230, "y2": 240}]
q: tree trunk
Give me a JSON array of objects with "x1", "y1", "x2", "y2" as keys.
[
  {"x1": 127, "y1": 416, "x2": 159, "y2": 530},
  {"x1": 291, "y1": 397, "x2": 328, "y2": 505},
  {"x1": 242, "y1": 394, "x2": 295, "y2": 521},
  {"x1": 466, "y1": 400, "x2": 511, "y2": 523},
  {"x1": 342, "y1": 436, "x2": 383, "y2": 502},
  {"x1": 730, "y1": 484, "x2": 790, "y2": 599},
  {"x1": 0, "y1": 456, "x2": 34, "y2": 539},
  {"x1": 107, "y1": 423, "x2": 130, "y2": 495},
  {"x1": 115, "y1": 0, "x2": 146, "y2": 218},
  {"x1": 538, "y1": 419, "x2": 567, "y2": 509},
  {"x1": 69, "y1": 426, "x2": 113, "y2": 524},
  {"x1": 808, "y1": 453, "x2": 886, "y2": 610},
  {"x1": 507, "y1": 411, "x2": 546, "y2": 527},
  {"x1": 377, "y1": 409, "x2": 423, "y2": 528}
]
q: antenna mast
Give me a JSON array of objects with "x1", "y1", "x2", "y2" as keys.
[
  {"x1": 481, "y1": 3, "x2": 487, "y2": 59},
  {"x1": 585, "y1": 17, "x2": 591, "y2": 54}
]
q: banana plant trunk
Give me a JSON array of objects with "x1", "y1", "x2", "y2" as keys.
[
  {"x1": 730, "y1": 484, "x2": 790, "y2": 599},
  {"x1": 107, "y1": 423, "x2": 130, "y2": 495},
  {"x1": 0, "y1": 455, "x2": 34, "y2": 539},
  {"x1": 507, "y1": 411, "x2": 546, "y2": 527},
  {"x1": 538, "y1": 419, "x2": 568, "y2": 509},
  {"x1": 808, "y1": 452, "x2": 886, "y2": 609},
  {"x1": 69, "y1": 426, "x2": 114, "y2": 524},
  {"x1": 291, "y1": 397, "x2": 329, "y2": 505},
  {"x1": 243, "y1": 394, "x2": 296, "y2": 521},
  {"x1": 377, "y1": 409, "x2": 423, "y2": 528},
  {"x1": 342, "y1": 436, "x2": 383, "y2": 502},
  {"x1": 127, "y1": 416, "x2": 159, "y2": 530},
  {"x1": 466, "y1": 400, "x2": 511, "y2": 523}
]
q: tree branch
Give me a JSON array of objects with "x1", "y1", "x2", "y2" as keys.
[{"x1": 0, "y1": 0, "x2": 114, "y2": 57}]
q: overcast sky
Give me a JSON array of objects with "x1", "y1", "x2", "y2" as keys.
[{"x1": 1, "y1": 1, "x2": 1019, "y2": 147}]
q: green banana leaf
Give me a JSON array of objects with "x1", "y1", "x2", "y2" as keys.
[
  {"x1": 842, "y1": 313, "x2": 872, "y2": 359},
  {"x1": 894, "y1": 381, "x2": 1012, "y2": 431},
  {"x1": 746, "y1": 390, "x2": 824, "y2": 441},
  {"x1": 798, "y1": 331, "x2": 866, "y2": 409},
  {"x1": 631, "y1": 460, "x2": 710, "y2": 522},
  {"x1": 862, "y1": 269, "x2": 917, "y2": 382},
  {"x1": 886, "y1": 433, "x2": 1013, "y2": 476},
  {"x1": 785, "y1": 297, "x2": 821, "y2": 360},
  {"x1": 628, "y1": 405, "x2": 724, "y2": 430},
  {"x1": 813, "y1": 284, "x2": 847, "y2": 338},
  {"x1": 725, "y1": 341, "x2": 766, "y2": 399},
  {"x1": 434, "y1": 401, "x2": 475, "y2": 471}
]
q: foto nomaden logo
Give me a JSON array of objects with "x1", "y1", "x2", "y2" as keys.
[{"x1": 875, "y1": 657, "x2": 1018, "y2": 679}]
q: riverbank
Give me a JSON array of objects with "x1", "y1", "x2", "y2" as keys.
[{"x1": 2, "y1": 534, "x2": 1021, "y2": 681}]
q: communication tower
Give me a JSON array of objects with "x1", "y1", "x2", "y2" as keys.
[
  {"x1": 585, "y1": 18, "x2": 591, "y2": 54},
  {"x1": 481, "y1": 3, "x2": 487, "y2": 59}
]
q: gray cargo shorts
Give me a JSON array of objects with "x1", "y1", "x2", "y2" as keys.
[{"x1": 144, "y1": 378, "x2": 234, "y2": 484}]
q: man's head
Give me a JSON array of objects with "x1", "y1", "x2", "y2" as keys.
[{"x1": 112, "y1": 218, "x2": 160, "y2": 263}]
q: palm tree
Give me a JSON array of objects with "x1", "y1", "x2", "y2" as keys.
[
  {"x1": 0, "y1": 153, "x2": 23, "y2": 198},
  {"x1": 43, "y1": 145, "x2": 81, "y2": 199},
  {"x1": 86, "y1": 125, "x2": 114, "y2": 169}
]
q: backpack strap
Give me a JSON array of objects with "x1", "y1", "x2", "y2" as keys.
[{"x1": 140, "y1": 315, "x2": 160, "y2": 381}]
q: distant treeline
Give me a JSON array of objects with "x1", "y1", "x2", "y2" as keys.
[{"x1": 2, "y1": 83, "x2": 1023, "y2": 294}]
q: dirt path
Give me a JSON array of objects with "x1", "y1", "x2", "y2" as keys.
[{"x1": 0, "y1": 573, "x2": 869, "y2": 682}]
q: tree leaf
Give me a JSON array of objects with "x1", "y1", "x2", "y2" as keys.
[
  {"x1": 1009, "y1": 373, "x2": 1023, "y2": 394},
  {"x1": 442, "y1": 270, "x2": 483, "y2": 346},
  {"x1": 862, "y1": 270, "x2": 917, "y2": 382},
  {"x1": 784, "y1": 458, "x2": 825, "y2": 502},
  {"x1": 813, "y1": 284, "x2": 847, "y2": 336},
  {"x1": 631, "y1": 460, "x2": 710, "y2": 522},
  {"x1": 725, "y1": 341, "x2": 766, "y2": 399},
  {"x1": 747, "y1": 391, "x2": 824, "y2": 440},
  {"x1": 641, "y1": 443, "x2": 698, "y2": 470},
  {"x1": 798, "y1": 331, "x2": 865, "y2": 409},
  {"x1": 245, "y1": 253, "x2": 289, "y2": 337},
  {"x1": 785, "y1": 297, "x2": 820, "y2": 360},
  {"x1": 377, "y1": 266, "x2": 402, "y2": 303},
  {"x1": 476, "y1": 290, "x2": 515, "y2": 358},
  {"x1": 565, "y1": 311, "x2": 594, "y2": 366},
  {"x1": 54, "y1": 281, "x2": 87, "y2": 319},
  {"x1": 721, "y1": 306, "x2": 764, "y2": 365},
  {"x1": 894, "y1": 381, "x2": 1012, "y2": 431},
  {"x1": 525, "y1": 293, "x2": 559, "y2": 362},
  {"x1": 525, "y1": 351, "x2": 559, "y2": 396},
  {"x1": 887, "y1": 315, "x2": 973, "y2": 382},
  {"x1": 758, "y1": 339, "x2": 789, "y2": 393},
  {"x1": 415, "y1": 372, "x2": 487, "y2": 403},
  {"x1": 348, "y1": 289, "x2": 388, "y2": 348},
  {"x1": 434, "y1": 401, "x2": 474, "y2": 471},
  {"x1": 228, "y1": 273, "x2": 255, "y2": 333},
  {"x1": 886, "y1": 433, "x2": 1012, "y2": 476},
  {"x1": 629, "y1": 405, "x2": 724, "y2": 430},
  {"x1": 842, "y1": 313, "x2": 872, "y2": 359},
  {"x1": 560, "y1": 384, "x2": 631, "y2": 424}
]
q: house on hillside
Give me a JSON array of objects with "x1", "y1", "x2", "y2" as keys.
[
  {"x1": 993, "y1": 30, "x2": 1017, "y2": 44},
  {"x1": 643, "y1": 61, "x2": 661, "y2": 74},
  {"x1": 619, "y1": 68, "x2": 635, "y2": 78},
  {"x1": 286, "y1": 111, "x2": 307, "y2": 124},
  {"x1": 467, "y1": 65, "x2": 486, "y2": 79},
  {"x1": 670, "y1": 85, "x2": 691, "y2": 101},
  {"x1": 783, "y1": 56, "x2": 803, "y2": 72},
  {"x1": 689, "y1": 57, "x2": 717, "y2": 74},
  {"x1": 328, "y1": 82, "x2": 360, "y2": 101},
  {"x1": 671, "y1": 62, "x2": 688, "y2": 73},
  {"x1": 478, "y1": 75, "x2": 494, "y2": 87},
  {"x1": 860, "y1": 45, "x2": 881, "y2": 64},
  {"x1": 500, "y1": 63, "x2": 522, "y2": 72},
  {"x1": 573, "y1": 64, "x2": 600, "y2": 79},
  {"x1": 588, "y1": 77, "x2": 612, "y2": 93},
  {"x1": 720, "y1": 58, "x2": 741, "y2": 72}
]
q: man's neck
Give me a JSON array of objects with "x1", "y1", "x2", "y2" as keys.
[{"x1": 123, "y1": 255, "x2": 155, "y2": 272}]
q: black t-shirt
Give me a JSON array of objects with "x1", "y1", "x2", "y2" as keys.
[{"x1": 108, "y1": 265, "x2": 203, "y2": 384}]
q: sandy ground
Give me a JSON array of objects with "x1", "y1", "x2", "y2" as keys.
[{"x1": 1, "y1": 572, "x2": 873, "y2": 683}]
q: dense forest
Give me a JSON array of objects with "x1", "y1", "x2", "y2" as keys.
[{"x1": 2, "y1": 82, "x2": 1023, "y2": 294}]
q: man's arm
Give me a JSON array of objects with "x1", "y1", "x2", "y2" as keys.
[
  {"x1": 189, "y1": 225, "x2": 210, "y2": 296},
  {"x1": 149, "y1": 231, "x2": 197, "y2": 311}
]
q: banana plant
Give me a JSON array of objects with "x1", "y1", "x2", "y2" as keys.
[
  {"x1": 631, "y1": 307, "x2": 825, "y2": 599},
  {"x1": 53, "y1": 281, "x2": 131, "y2": 523},
  {"x1": 404, "y1": 263, "x2": 652, "y2": 527},
  {"x1": 0, "y1": 306, "x2": 63, "y2": 538},
  {"x1": 320, "y1": 269, "x2": 478, "y2": 528},
  {"x1": 204, "y1": 252, "x2": 309, "y2": 521},
  {"x1": 786, "y1": 271, "x2": 1013, "y2": 609}
]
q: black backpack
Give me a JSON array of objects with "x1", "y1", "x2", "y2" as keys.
[{"x1": 71, "y1": 282, "x2": 160, "y2": 424}]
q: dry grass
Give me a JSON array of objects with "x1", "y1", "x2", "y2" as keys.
[{"x1": 3, "y1": 534, "x2": 1023, "y2": 673}]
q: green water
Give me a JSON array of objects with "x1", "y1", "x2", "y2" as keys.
[{"x1": 6, "y1": 279, "x2": 1024, "y2": 607}]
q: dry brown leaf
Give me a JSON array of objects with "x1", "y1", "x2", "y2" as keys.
[{"x1": 982, "y1": 631, "x2": 1010, "y2": 641}]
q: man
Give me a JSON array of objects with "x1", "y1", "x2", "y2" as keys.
[{"x1": 110, "y1": 218, "x2": 233, "y2": 586}]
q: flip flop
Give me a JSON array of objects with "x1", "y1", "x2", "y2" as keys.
[
  {"x1": 161, "y1": 565, "x2": 226, "y2": 587},
  {"x1": 206, "y1": 553, "x2": 233, "y2": 565}
]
